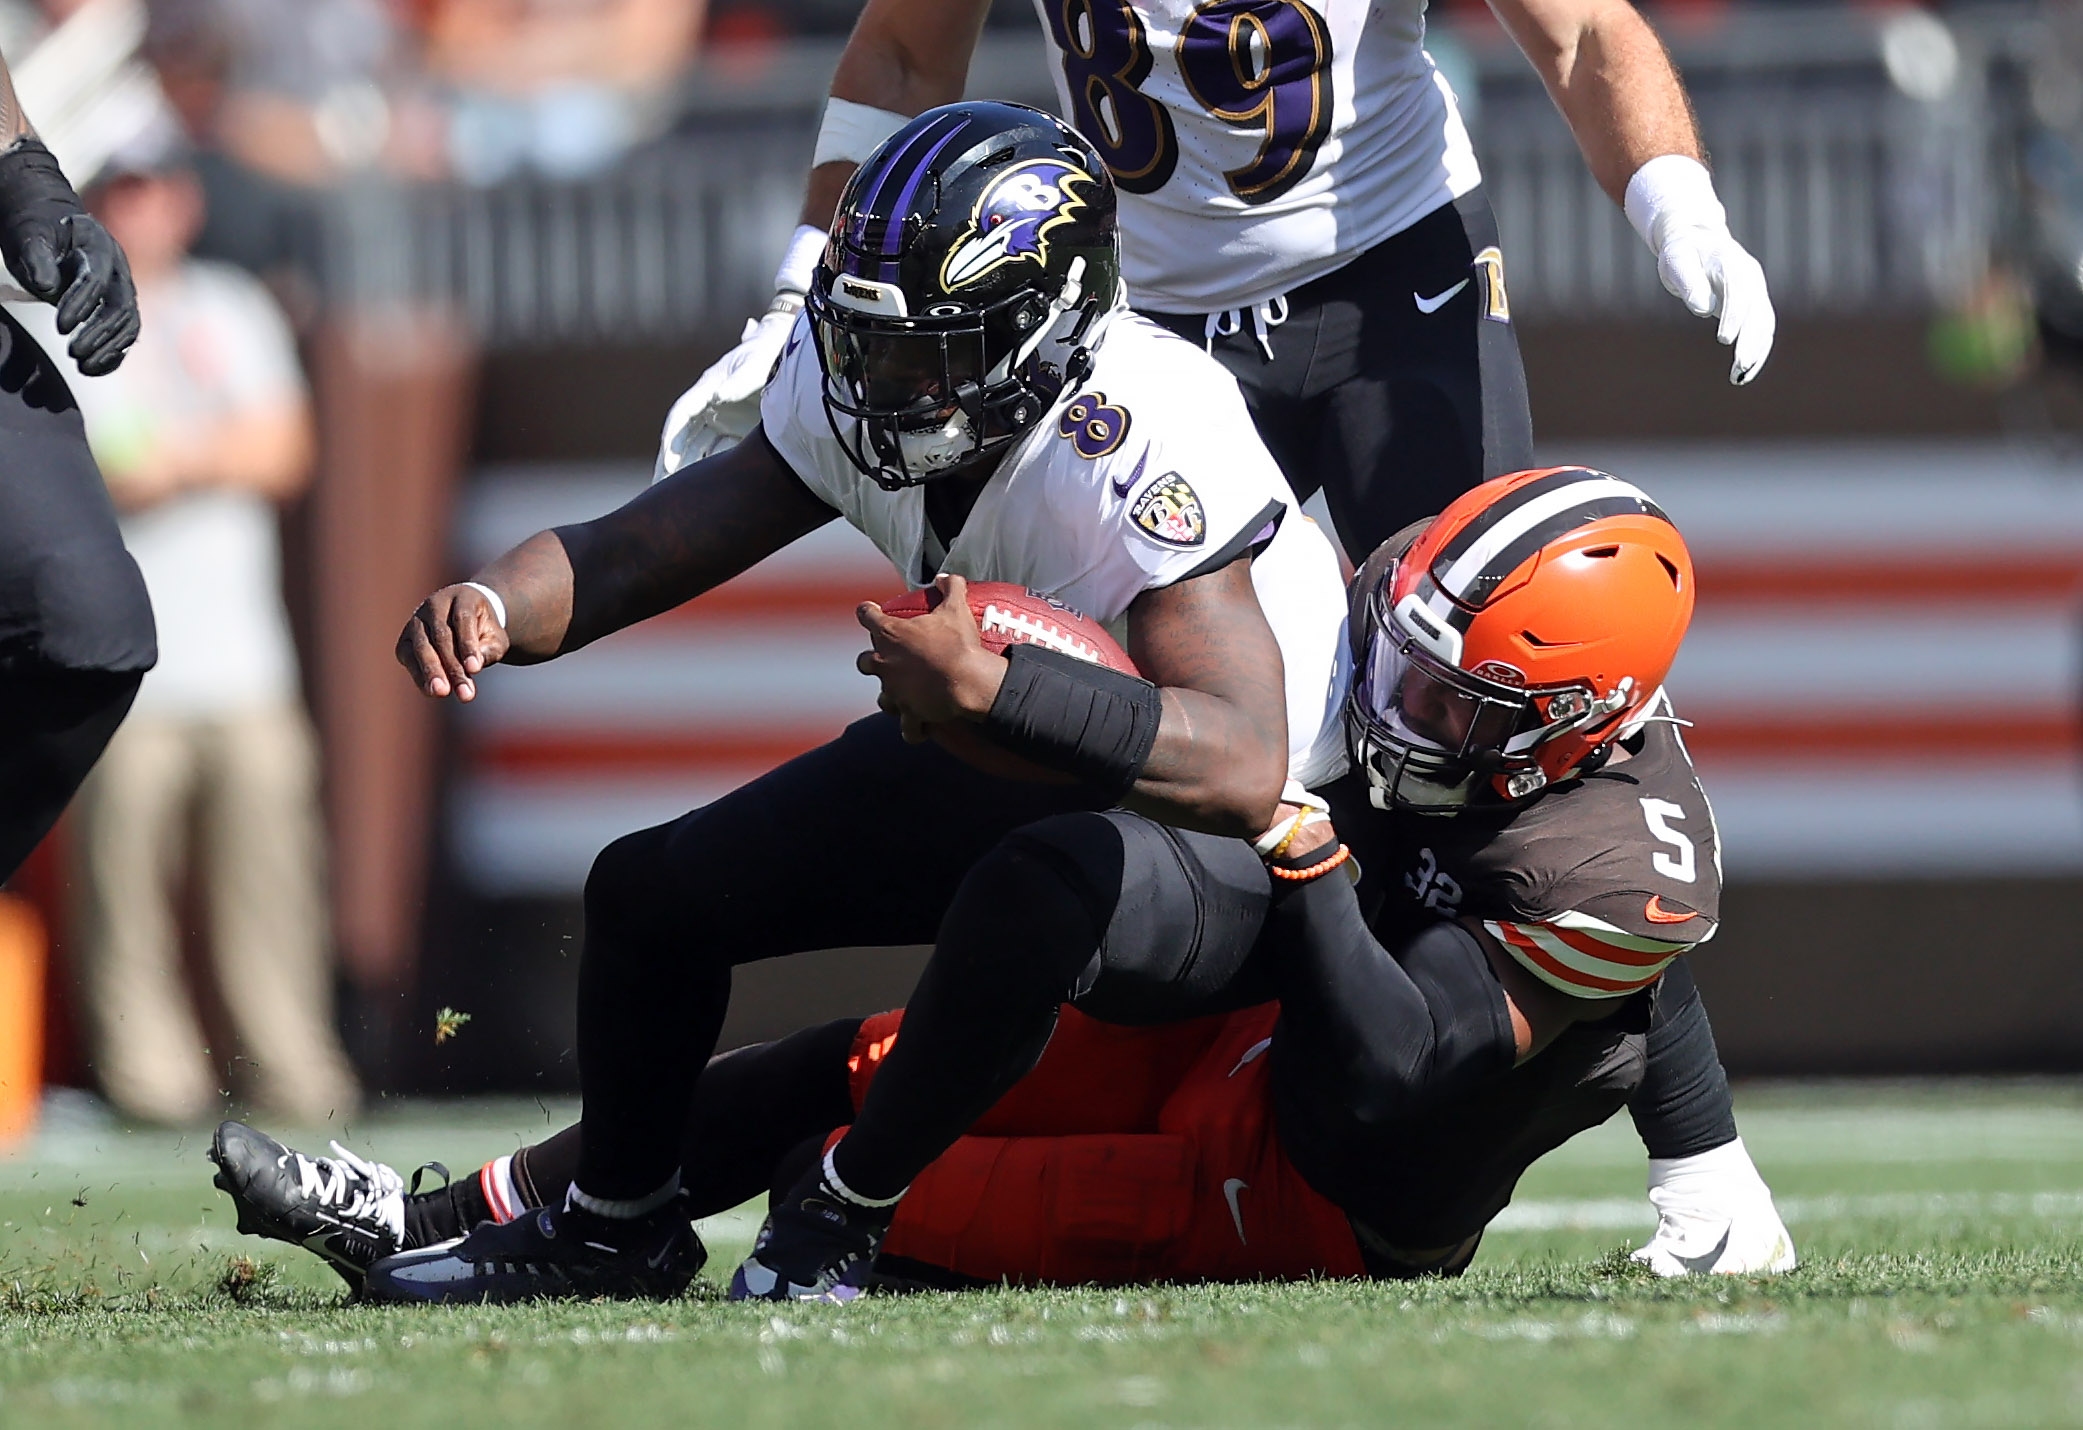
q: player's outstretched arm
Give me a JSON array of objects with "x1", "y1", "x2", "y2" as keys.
[
  {"x1": 1627, "y1": 965, "x2": 1797, "y2": 1275},
  {"x1": 0, "y1": 50, "x2": 139, "y2": 376},
  {"x1": 1488, "y1": 0, "x2": 1773, "y2": 384},
  {"x1": 399, "y1": 431, "x2": 836, "y2": 700},
  {"x1": 656, "y1": 0, "x2": 992, "y2": 476}
]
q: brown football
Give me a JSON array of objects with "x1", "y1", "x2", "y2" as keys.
[{"x1": 877, "y1": 581, "x2": 1140, "y2": 783}]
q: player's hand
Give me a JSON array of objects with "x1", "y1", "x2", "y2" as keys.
[
  {"x1": 397, "y1": 584, "x2": 511, "y2": 702},
  {"x1": 1262, "y1": 802, "x2": 1339, "y2": 864},
  {"x1": 856, "y1": 574, "x2": 1008, "y2": 741},
  {"x1": 1651, "y1": 221, "x2": 1775, "y2": 386},
  {"x1": 654, "y1": 307, "x2": 799, "y2": 479},
  {"x1": 1632, "y1": 1139, "x2": 1798, "y2": 1276},
  {"x1": 0, "y1": 139, "x2": 140, "y2": 376}
]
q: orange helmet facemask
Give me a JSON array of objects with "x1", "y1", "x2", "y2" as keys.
[{"x1": 1346, "y1": 467, "x2": 1695, "y2": 814}]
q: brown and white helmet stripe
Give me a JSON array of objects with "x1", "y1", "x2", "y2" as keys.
[{"x1": 1401, "y1": 468, "x2": 1671, "y2": 667}]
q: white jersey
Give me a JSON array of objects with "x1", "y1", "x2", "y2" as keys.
[
  {"x1": 760, "y1": 310, "x2": 1350, "y2": 785},
  {"x1": 1031, "y1": 0, "x2": 1481, "y2": 312}
]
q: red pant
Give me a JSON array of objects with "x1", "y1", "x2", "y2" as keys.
[{"x1": 843, "y1": 1005, "x2": 1365, "y2": 1285}]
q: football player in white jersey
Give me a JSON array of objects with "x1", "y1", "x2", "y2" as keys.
[{"x1": 385, "y1": 103, "x2": 1352, "y2": 1301}]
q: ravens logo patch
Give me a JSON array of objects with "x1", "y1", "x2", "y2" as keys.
[{"x1": 1130, "y1": 473, "x2": 1206, "y2": 547}]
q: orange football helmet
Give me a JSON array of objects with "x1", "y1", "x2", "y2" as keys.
[{"x1": 1346, "y1": 467, "x2": 1695, "y2": 812}]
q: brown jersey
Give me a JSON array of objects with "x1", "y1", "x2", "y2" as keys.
[{"x1": 1329, "y1": 702, "x2": 1721, "y2": 999}]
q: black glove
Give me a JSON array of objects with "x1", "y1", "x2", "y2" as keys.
[{"x1": 0, "y1": 138, "x2": 139, "y2": 376}]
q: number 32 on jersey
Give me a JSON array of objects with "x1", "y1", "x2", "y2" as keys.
[{"x1": 1045, "y1": 0, "x2": 1334, "y2": 204}]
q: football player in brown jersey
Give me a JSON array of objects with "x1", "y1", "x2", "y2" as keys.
[
  {"x1": 212, "y1": 468, "x2": 1791, "y2": 1298},
  {"x1": 1255, "y1": 464, "x2": 1782, "y2": 1275}
]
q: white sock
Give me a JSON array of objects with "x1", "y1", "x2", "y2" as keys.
[
  {"x1": 821, "y1": 1144, "x2": 904, "y2": 1210},
  {"x1": 478, "y1": 1154, "x2": 525, "y2": 1223}
]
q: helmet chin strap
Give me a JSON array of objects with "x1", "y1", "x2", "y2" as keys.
[{"x1": 992, "y1": 256, "x2": 1091, "y2": 387}]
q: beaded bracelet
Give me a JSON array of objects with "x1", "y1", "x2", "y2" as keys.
[{"x1": 1267, "y1": 844, "x2": 1352, "y2": 883}]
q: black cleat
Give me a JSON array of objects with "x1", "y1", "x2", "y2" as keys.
[
  {"x1": 209, "y1": 1121, "x2": 421, "y2": 1288},
  {"x1": 363, "y1": 1196, "x2": 706, "y2": 1304},
  {"x1": 729, "y1": 1168, "x2": 891, "y2": 1303}
]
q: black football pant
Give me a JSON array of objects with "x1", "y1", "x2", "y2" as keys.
[
  {"x1": 1143, "y1": 187, "x2": 1535, "y2": 562},
  {"x1": 830, "y1": 802, "x2": 1284, "y2": 1201},
  {"x1": 0, "y1": 307, "x2": 155, "y2": 883},
  {"x1": 572, "y1": 712, "x2": 1274, "y2": 1201}
]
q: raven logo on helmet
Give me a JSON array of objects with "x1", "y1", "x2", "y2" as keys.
[{"x1": 941, "y1": 159, "x2": 1098, "y2": 291}]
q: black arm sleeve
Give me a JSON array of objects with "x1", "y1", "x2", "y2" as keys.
[
  {"x1": 549, "y1": 425, "x2": 836, "y2": 652},
  {"x1": 1627, "y1": 957, "x2": 1740, "y2": 1159},
  {"x1": 982, "y1": 644, "x2": 1164, "y2": 799},
  {"x1": 1267, "y1": 873, "x2": 1517, "y2": 1128}
]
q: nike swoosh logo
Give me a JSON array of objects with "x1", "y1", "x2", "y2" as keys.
[
  {"x1": 1644, "y1": 895, "x2": 1698, "y2": 924},
  {"x1": 1670, "y1": 1226, "x2": 1732, "y2": 1275},
  {"x1": 1222, "y1": 1179, "x2": 1249, "y2": 1245},
  {"x1": 1413, "y1": 279, "x2": 1470, "y2": 314},
  {"x1": 1112, "y1": 447, "x2": 1150, "y2": 499}
]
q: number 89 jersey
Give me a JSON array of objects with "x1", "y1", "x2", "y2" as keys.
[
  {"x1": 1036, "y1": 0, "x2": 1483, "y2": 312},
  {"x1": 1340, "y1": 702, "x2": 1723, "y2": 1001}
]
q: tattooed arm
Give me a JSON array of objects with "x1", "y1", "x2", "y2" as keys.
[
  {"x1": 397, "y1": 429, "x2": 837, "y2": 700},
  {"x1": 1119, "y1": 554, "x2": 1291, "y2": 835},
  {"x1": 0, "y1": 51, "x2": 30, "y2": 145}
]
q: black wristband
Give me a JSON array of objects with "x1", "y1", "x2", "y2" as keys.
[
  {"x1": 0, "y1": 138, "x2": 82, "y2": 212},
  {"x1": 981, "y1": 644, "x2": 1163, "y2": 800}
]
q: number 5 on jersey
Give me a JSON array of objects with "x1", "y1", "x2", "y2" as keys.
[{"x1": 1638, "y1": 798, "x2": 1695, "y2": 883}]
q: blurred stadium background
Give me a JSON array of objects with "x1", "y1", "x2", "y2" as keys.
[{"x1": 4, "y1": 0, "x2": 2083, "y2": 1130}]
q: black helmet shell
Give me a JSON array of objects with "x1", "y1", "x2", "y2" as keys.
[{"x1": 811, "y1": 102, "x2": 1122, "y2": 489}]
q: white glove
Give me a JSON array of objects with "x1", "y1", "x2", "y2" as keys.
[
  {"x1": 1625, "y1": 155, "x2": 1776, "y2": 386},
  {"x1": 1631, "y1": 1137, "x2": 1798, "y2": 1276},
  {"x1": 654, "y1": 305, "x2": 799, "y2": 479},
  {"x1": 653, "y1": 222, "x2": 830, "y2": 481}
]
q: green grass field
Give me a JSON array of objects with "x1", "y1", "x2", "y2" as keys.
[{"x1": 3, "y1": 1082, "x2": 2080, "y2": 1428}]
